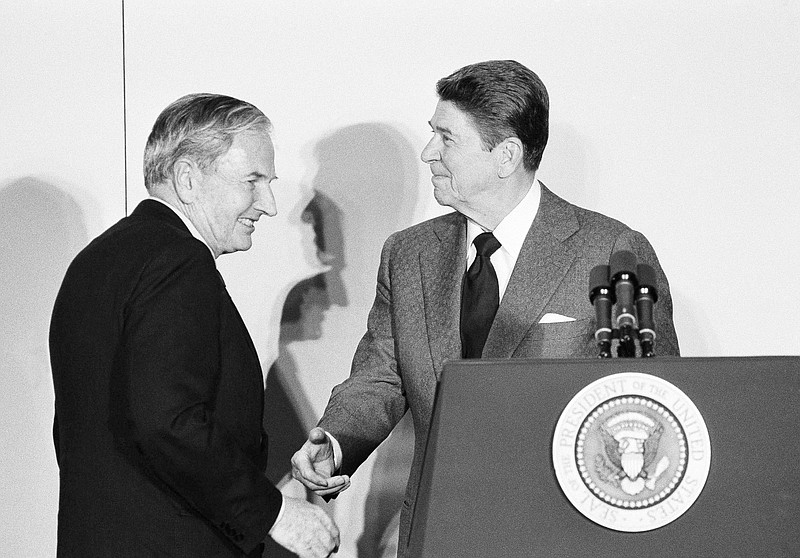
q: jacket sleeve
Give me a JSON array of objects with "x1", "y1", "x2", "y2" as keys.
[{"x1": 318, "y1": 233, "x2": 409, "y2": 476}]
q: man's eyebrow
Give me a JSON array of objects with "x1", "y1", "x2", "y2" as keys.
[
  {"x1": 247, "y1": 171, "x2": 277, "y2": 181},
  {"x1": 428, "y1": 121, "x2": 454, "y2": 136}
]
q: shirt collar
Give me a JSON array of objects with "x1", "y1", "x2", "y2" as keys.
[
  {"x1": 466, "y1": 180, "x2": 541, "y2": 260},
  {"x1": 147, "y1": 196, "x2": 216, "y2": 259}
]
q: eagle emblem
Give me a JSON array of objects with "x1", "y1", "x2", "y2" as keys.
[{"x1": 597, "y1": 411, "x2": 670, "y2": 495}]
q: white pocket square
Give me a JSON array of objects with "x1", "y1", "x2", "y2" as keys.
[{"x1": 538, "y1": 313, "x2": 576, "y2": 324}]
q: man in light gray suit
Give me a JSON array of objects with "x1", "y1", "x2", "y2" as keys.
[{"x1": 292, "y1": 60, "x2": 679, "y2": 557}]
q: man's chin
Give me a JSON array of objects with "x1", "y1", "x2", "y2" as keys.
[
  {"x1": 228, "y1": 236, "x2": 254, "y2": 254},
  {"x1": 432, "y1": 189, "x2": 454, "y2": 209}
]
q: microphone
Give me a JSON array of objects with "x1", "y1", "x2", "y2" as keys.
[
  {"x1": 609, "y1": 251, "x2": 638, "y2": 358},
  {"x1": 635, "y1": 263, "x2": 659, "y2": 357},
  {"x1": 589, "y1": 265, "x2": 614, "y2": 358}
]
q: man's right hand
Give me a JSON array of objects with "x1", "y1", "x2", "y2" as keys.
[
  {"x1": 268, "y1": 497, "x2": 340, "y2": 558},
  {"x1": 291, "y1": 427, "x2": 350, "y2": 497}
]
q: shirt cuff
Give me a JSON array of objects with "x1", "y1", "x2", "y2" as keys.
[
  {"x1": 324, "y1": 431, "x2": 343, "y2": 471},
  {"x1": 273, "y1": 493, "x2": 286, "y2": 527}
]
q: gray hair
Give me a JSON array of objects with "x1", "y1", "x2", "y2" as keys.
[{"x1": 143, "y1": 93, "x2": 271, "y2": 189}]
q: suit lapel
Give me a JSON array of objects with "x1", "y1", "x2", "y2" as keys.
[
  {"x1": 484, "y1": 184, "x2": 579, "y2": 358},
  {"x1": 420, "y1": 213, "x2": 465, "y2": 378}
]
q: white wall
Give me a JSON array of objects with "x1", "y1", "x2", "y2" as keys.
[
  {"x1": 0, "y1": 2, "x2": 124, "y2": 555},
  {"x1": 2, "y1": 1, "x2": 799, "y2": 556}
]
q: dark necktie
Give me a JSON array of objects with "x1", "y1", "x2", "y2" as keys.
[{"x1": 460, "y1": 232, "x2": 502, "y2": 358}]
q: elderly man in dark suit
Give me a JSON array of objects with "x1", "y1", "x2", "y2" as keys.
[
  {"x1": 50, "y1": 94, "x2": 340, "y2": 558},
  {"x1": 291, "y1": 60, "x2": 680, "y2": 557}
]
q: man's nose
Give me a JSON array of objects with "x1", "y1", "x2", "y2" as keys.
[
  {"x1": 254, "y1": 183, "x2": 277, "y2": 217},
  {"x1": 420, "y1": 137, "x2": 440, "y2": 164}
]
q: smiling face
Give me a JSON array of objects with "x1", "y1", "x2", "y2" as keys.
[
  {"x1": 190, "y1": 130, "x2": 277, "y2": 257},
  {"x1": 420, "y1": 100, "x2": 499, "y2": 215}
]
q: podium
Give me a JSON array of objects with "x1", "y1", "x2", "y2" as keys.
[{"x1": 407, "y1": 357, "x2": 800, "y2": 557}]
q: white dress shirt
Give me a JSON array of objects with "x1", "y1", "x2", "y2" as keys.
[{"x1": 465, "y1": 181, "x2": 541, "y2": 301}]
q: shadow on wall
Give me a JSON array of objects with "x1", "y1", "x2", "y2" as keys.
[
  {"x1": 310, "y1": 121, "x2": 419, "y2": 270},
  {"x1": 262, "y1": 123, "x2": 420, "y2": 557},
  {"x1": 261, "y1": 192, "x2": 339, "y2": 558},
  {"x1": 0, "y1": 178, "x2": 88, "y2": 552},
  {"x1": 262, "y1": 195, "x2": 340, "y2": 495},
  {"x1": 0, "y1": 178, "x2": 89, "y2": 387}
]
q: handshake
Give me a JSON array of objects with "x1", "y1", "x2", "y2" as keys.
[{"x1": 269, "y1": 427, "x2": 351, "y2": 557}]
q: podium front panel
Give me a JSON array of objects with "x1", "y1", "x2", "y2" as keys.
[{"x1": 407, "y1": 356, "x2": 800, "y2": 557}]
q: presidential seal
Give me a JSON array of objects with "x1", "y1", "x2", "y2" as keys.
[{"x1": 553, "y1": 373, "x2": 711, "y2": 532}]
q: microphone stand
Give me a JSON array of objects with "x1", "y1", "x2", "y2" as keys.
[
  {"x1": 609, "y1": 251, "x2": 638, "y2": 358},
  {"x1": 591, "y1": 254, "x2": 659, "y2": 359}
]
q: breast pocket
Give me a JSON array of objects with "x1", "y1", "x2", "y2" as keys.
[{"x1": 515, "y1": 317, "x2": 595, "y2": 358}]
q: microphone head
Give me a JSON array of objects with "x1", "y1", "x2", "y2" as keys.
[
  {"x1": 609, "y1": 250, "x2": 638, "y2": 282},
  {"x1": 589, "y1": 264, "x2": 612, "y2": 302},
  {"x1": 636, "y1": 263, "x2": 659, "y2": 302}
]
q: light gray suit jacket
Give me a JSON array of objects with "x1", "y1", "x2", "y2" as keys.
[{"x1": 318, "y1": 183, "x2": 679, "y2": 556}]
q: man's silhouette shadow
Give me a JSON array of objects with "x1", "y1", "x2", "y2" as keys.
[{"x1": 261, "y1": 123, "x2": 419, "y2": 556}]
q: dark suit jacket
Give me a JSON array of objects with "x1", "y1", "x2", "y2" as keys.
[
  {"x1": 318, "y1": 183, "x2": 679, "y2": 557},
  {"x1": 49, "y1": 200, "x2": 282, "y2": 557}
]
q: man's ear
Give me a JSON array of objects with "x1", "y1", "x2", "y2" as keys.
[
  {"x1": 496, "y1": 137, "x2": 525, "y2": 179},
  {"x1": 173, "y1": 158, "x2": 199, "y2": 204}
]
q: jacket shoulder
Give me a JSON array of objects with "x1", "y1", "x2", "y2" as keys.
[{"x1": 384, "y1": 211, "x2": 461, "y2": 248}]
